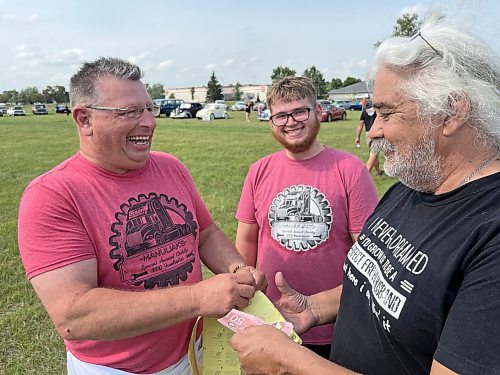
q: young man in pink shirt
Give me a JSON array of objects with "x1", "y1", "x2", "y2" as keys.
[
  {"x1": 18, "y1": 57, "x2": 266, "y2": 375},
  {"x1": 235, "y1": 76, "x2": 378, "y2": 357}
]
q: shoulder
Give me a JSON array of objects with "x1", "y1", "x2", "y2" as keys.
[{"x1": 322, "y1": 147, "x2": 366, "y2": 170}]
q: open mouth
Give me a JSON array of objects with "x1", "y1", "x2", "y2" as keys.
[{"x1": 127, "y1": 135, "x2": 151, "y2": 145}]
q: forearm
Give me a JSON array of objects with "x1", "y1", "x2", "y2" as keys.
[
  {"x1": 55, "y1": 284, "x2": 201, "y2": 340},
  {"x1": 355, "y1": 123, "x2": 363, "y2": 139},
  {"x1": 309, "y1": 285, "x2": 343, "y2": 326},
  {"x1": 199, "y1": 223, "x2": 247, "y2": 274},
  {"x1": 287, "y1": 344, "x2": 360, "y2": 374}
]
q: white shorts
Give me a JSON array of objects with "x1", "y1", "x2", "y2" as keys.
[{"x1": 67, "y1": 338, "x2": 202, "y2": 375}]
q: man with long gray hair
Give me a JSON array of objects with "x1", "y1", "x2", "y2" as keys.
[
  {"x1": 231, "y1": 17, "x2": 500, "y2": 375},
  {"x1": 18, "y1": 57, "x2": 266, "y2": 374}
]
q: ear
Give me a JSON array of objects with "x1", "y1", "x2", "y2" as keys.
[
  {"x1": 442, "y1": 94, "x2": 470, "y2": 137},
  {"x1": 72, "y1": 106, "x2": 93, "y2": 136},
  {"x1": 314, "y1": 103, "x2": 322, "y2": 119}
]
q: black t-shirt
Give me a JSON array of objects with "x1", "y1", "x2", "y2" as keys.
[
  {"x1": 360, "y1": 110, "x2": 377, "y2": 132},
  {"x1": 331, "y1": 172, "x2": 500, "y2": 375}
]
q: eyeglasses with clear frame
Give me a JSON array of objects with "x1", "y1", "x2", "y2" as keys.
[
  {"x1": 270, "y1": 107, "x2": 313, "y2": 127},
  {"x1": 86, "y1": 104, "x2": 161, "y2": 118}
]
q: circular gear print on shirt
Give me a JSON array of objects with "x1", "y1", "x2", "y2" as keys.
[{"x1": 268, "y1": 184, "x2": 332, "y2": 251}]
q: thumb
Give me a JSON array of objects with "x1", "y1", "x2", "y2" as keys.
[{"x1": 275, "y1": 272, "x2": 296, "y2": 297}]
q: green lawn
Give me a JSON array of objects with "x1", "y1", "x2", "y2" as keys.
[{"x1": 0, "y1": 109, "x2": 395, "y2": 374}]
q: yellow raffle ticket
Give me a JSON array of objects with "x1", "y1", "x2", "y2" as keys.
[{"x1": 188, "y1": 290, "x2": 302, "y2": 374}]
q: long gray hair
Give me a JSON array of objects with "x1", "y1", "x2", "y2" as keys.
[
  {"x1": 70, "y1": 57, "x2": 143, "y2": 106},
  {"x1": 373, "y1": 17, "x2": 500, "y2": 147}
]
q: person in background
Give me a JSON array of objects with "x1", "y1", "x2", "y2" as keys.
[
  {"x1": 231, "y1": 17, "x2": 500, "y2": 375},
  {"x1": 245, "y1": 100, "x2": 253, "y2": 122},
  {"x1": 355, "y1": 103, "x2": 383, "y2": 175},
  {"x1": 18, "y1": 57, "x2": 266, "y2": 375},
  {"x1": 235, "y1": 76, "x2": 378, "y2": 358}
]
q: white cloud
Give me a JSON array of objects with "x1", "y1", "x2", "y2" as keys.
[
  {"x1": 29, "y1": 13, "x2": 37, "y2": 22},
  {"x1": 342, "y1": 58, "x2": 368, "y2": 69},
  {"x1": 205, "y1": 63, "x2": 216, "y2": 71},
  {"x1": 399, "y1": 5, "x2": 426, "y2": 17},
  {"x1": 128, "y1": 52, "x2": 152, "y2": 65},
  {"x1": 222, "y1": 58, "x2": 235, "y2": 67},
  {"x1": 157, "y1": 60, "x2": 173, "y2": 71}
]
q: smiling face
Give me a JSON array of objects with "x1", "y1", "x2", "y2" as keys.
[
  {"x1": 269, "y1": 98, "x2": 322, "y2": 158},
  {"x1": 369, "y1": 68, "x2": 444, "y2": 192},
  {"x1": 79, "y1": 76, "x2": 156, "y2": 174}
]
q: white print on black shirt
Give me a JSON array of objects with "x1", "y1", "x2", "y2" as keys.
[
  {"x1": 344, "y1": 217, "x2": 430, "y2": 332},
  {"x1": 268, "y1": 185, "x2": 332, "y2": 251}
]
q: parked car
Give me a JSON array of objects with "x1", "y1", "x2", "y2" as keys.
[
  {"x1": 55, "y1": 104, "x2": 71, "y2": 114},
  {"x1": 7, "y1": 105, "x2": 26, "y2": 116},
  {"x1": 0, "y1": 103, "x2": 6, "y2": 115},
  {"x1": 32, "y1": 103, "x2": 48, "y2": 115},
  {"x1": 332, "y1": 100, "x2": 354, "y2": 110},
  {"x1": 153, "y1": 99, "x2": 184, "y2": 117},
  {"x1": 231, "y1": 101, "x2": 246, "y2": 111},
  {"x1": 196, "y1": 103, "x2": 229, "y2": 120},
  {"x1": 170, "y1": 102, "x2": 204, "y2": 118},
  {"x1": 320, "y1": 103, "x2": 347, "y2": 122},
  {"x1": 258, "y1": 108, "x2": 270, "y2": 121}
]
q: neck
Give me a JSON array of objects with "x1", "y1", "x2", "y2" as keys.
[
  {"x1": 285, "y1": 142, "x2": 324, "y2": 161},
  {"x1": 436, "y1": 147, "x2": 500, "y2": 193}
]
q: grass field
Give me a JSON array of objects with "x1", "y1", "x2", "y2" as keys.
[{"x1": 0, "y1": 107, "x2": 396, "y2": 374}]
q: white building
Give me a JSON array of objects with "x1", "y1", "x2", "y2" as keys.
[{"x1": 164, "y1": 84, "x2": 269, "y2": 103}]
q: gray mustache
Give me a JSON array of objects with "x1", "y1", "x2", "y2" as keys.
[{"x1": 370, "y1": 138, "x2": 394, "y2": 153}]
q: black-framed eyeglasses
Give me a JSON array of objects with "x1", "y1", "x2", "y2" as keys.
[
  {"x1": 411, "y1": 31, "x2": 443, "y2": 58},
  {"x1": 86, "y1": 104, "x2": 160, "y2": 118},
  {"x1": 270, "y1": 107, "x2": 313, "y2": 127}
]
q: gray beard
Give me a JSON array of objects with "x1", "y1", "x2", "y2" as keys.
[{"x1": 371, "y1": 135, "x2": 444, "y2": 193}]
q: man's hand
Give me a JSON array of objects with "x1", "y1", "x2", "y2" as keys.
[
  {"x1": 231, "y1": 325, "x2": 298, "y2": 374},
  {"x1": 235, "y1": 265, "x2": 267, "y2": 292},
  {"x1": 274, "y1": 272, "x2": 317, "y2": 334},
  {"x1": 194, "y1": 272, "x2": 257, "y2": 318}
]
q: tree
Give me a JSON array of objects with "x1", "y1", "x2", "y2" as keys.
[
  {"x1": 147, "y1": 83, "x2": 165, "y2": 100},
  {"x1": 374, "y1": 13, "x2": 421, "y2": 47},
  {"x1": 19, "y1": 87, "x2": 44, "y2": 104},
  {"x1": 205, "y1": 72, "x2": 223, "y2": 103},
  {"x1": 303, "y1": 66, "x2": 327, "y2": 98},
  {"x1": 190, "y1": 87, "x2": 195, "y2": 100},
  {"x1": 342, "y1": 77, "x2": 362, "y2": 87},
  {"x1": 168, "y1": 93, "x2": 175, "y2": 99},
  {"x1": 233, "y1": 82, "x2": 242, "y2": 101},
  {"x1": 271, "y1": 66, "x2": 296, "y2": 83},
  {"x1": 1, "y1": 90, "x2": 19, "y2": 104},
  {"x1": 328, "y1": 78, "x2": 343, "y2": 91}
]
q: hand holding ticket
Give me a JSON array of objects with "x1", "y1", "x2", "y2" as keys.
[{"x1": 218, "y1": 309, "x2": 296, "y2": 338}]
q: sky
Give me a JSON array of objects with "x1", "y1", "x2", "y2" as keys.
[{"x1": 1, "y1": 0, "x2": 499, "y2": 92}]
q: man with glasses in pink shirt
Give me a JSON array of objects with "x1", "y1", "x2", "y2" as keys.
[
  {"x1": 18, "y1": 57, "x2": 266, "y2": 375},
  {"x1": 235, "y1": 76, "x2": 378, "y2": 358}
]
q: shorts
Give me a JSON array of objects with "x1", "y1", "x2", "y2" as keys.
[{"x1": 366, "y1": 136, "x2": 379, "y2": 156}]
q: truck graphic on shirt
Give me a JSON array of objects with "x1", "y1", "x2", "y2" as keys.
[
  {"x1": 275, "y1": 187, "x2": 323, "y2": 223},
  {"x1": 124, "y1": 197, "x2": 191, "y2": 256}
]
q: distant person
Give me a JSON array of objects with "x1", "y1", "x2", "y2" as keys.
[
  {"x1": 231, "y1": 18, "x2": 500, "y2": 374},
  {"x1": 355, "y1": 103, "x2": 383, "y2": 175},
  {"x1": 18, "y1": 56, "x2": 266, "y2": 375},
  {"x1": 360, "y1": 97, "x2": 367, "y2": 110},
  {"x1": 245, "y1": 100, "x2": 253, "y2": 122},
  {"x1": 235, "y1": 76, "x2": 378, "y2": 358}
]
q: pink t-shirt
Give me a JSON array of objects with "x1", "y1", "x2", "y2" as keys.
[
  {"x1": 18, "y1": 151, "x2": 212, "y2": 374},
  {"x1": 236, "y1": 148, "x2": 378, "y2": 345}
]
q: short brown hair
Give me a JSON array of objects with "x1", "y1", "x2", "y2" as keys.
[{"x1": 266, "y1": 76, "x2": 317, "y2": 111}]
